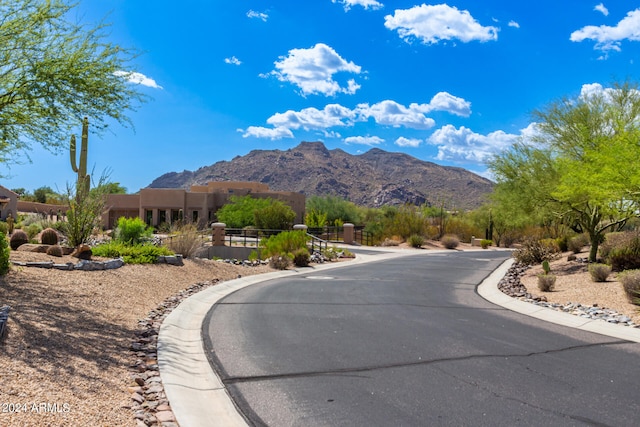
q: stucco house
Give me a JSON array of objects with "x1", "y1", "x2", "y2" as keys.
[
  {"x1": 102, "y1": 181, "x2": 305, "y2": 229},
  {"x1": 0, "y1": 185, "x2": 18, "y2": 221}
]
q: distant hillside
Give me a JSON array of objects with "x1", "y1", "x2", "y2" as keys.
[{"x1": 148, "y1": 141, "x2": 493, "y2": 209}]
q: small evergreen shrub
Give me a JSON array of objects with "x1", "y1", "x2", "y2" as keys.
[
  {"x1": 92, "y1": 242, "x2": 174, "y2": 264},
  {"x1": 408, "y1": 234, "x2": 424, "y2": 248},
  {"x1": 269, "y1": 255, "x2": 291, "y2": 270},
  {"x1": 0, "y1": 222, "x2": 8, "y2": 235},
  {"x1": 0, "y1": 232, "x2": 10, "y2": 276},
  {"x1": 114, "y1": 217, "x2": 153, "y2": 245},
  {"x1": 618, "y1": 270, "x2": 640, "y2": 305},
  {"x1": 588, "y1": 263, "x2": 611, "y2": 282},
  {"x1": 248, "y1": 250, "x2": 259, "y2": 262},
  {"x1": 46, "y1": 244, "x2": 64, "y2": 257},
  {"x1": 605, "y1": 233, "x2": 640, "y2": 272},
  {"x1": 556, "y1": 235, "x2": 569, "y2": 252},
  {"x1": 441, "y1": 234, "x2": 459, "y2": 249},
  {"x1": 480, "y1": 239, "x2": 492, "y2": 249},
  {"x1": 537, "y1": 274, "x2": 556, "y2": 292},
  {"x1": 40, "y1": 227, "x2": 59, "y2": 245},
  {"x1": 513, "y1": 237, "x2": 560, "y2": 265},
  {"x1": 292, "y1": 248, "x2": 310, "y2": 267},
  {"x1": 9, "y1": 230, "x2": 28, "y2": 250}
]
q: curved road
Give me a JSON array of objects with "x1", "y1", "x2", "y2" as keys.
[{"x1": 203, "y1": 251, "x2": 640, "y2": 426}]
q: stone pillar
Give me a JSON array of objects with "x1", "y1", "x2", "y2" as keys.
[
  {"x1": 212, "y1": 222, "x2": 226, "y2": 246},
  {"x1": 343, "y1": 223, "x2": 354, "y2": 245}
]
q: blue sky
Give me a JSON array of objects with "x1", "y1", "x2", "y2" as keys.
[{"x1": 3, "y1": 0, "x2": 640, "y2": 194}]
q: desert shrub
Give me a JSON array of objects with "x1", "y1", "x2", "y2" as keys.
[
  {"x1": 114, "y1": 217, "x2": 153, "y2": 245},
  {"x1": 568, "y1": 234, "x2": 589, "y2": 254},
  {"x1": 269, "y1": 255, "x2": 291, "y2": 270},
  {"x1": 46, "y1": 244, "x2": 63, "y2": 257},
  {"x1": 261, "y1": 230, "x2": 309, "y2": 258},
  {"x1": 92, "y1": 242, "x2": 174, "y2": 264},
  {"x1": 0, "y1": 232, "x2": 9, "y2": 276},
  {"x1": 537, "y1": 274, "x2": 556, "y2": 292},
  {"x1": 248, "y1": 250, "x2": 259, "y2": 262},
  {"x1": 0, "y1": 222, "x2": 7, "y2": 235},
  {"x1": 292, "y1": 248, "x2": 310, "y2": 267},
  {"x1": 618, "y1": 270, "x2": 640, "y2": 305},
  {"x1": 513, "y1": 237, "x2": 560, "y2": 266},
  {"x1": 608, "y1": 247, "x2": 640, "y2": 272},
  {"x1": 588, "y1": 263, "x2": 611, "y2": 282},
  {"x1": 164, "y1": 224, "x2": 202, "y2": 258},
  {"x1": 441, "y1": 234, "x2": 459, "y2": 249},
  {"x1": 480, "y1": 239, "x2": 492, "y2": 249},
  {"x1": 40, "y1": 227, "x2": 59, "y2": 245},
  {"x1": 408, "y1": 234, "x2": 424, "y2": 248},
  {"x1": 25, "y1": 223, "x2": 43, "y2": 240},
  {"x1": 9, "y1": 230, "x2": 29, "y2": 250},
  {"x1": 445, "y1": 218, "x2": 481, "y2": 243},
  {"x1": 556, "y1": 235, "x2": 569, "y2": 252}
]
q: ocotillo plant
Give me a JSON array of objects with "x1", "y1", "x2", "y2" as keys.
[{"x1": 70, "y1": 117, "x2": 91, "y2": 195}]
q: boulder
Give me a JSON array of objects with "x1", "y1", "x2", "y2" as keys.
[{"x1": 71, "y1": 244, "x2": 92, "y2": 260}]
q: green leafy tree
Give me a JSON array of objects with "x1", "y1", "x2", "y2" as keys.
[
  {"x1": 306, "y1": 195, "x2": 361, "y2": 225},
  {"x1": 0, "y1": 0, "x2": 146, "y2": 169},
  {"x1": 216, "y1": 195, "x2": 271, "y2": 228},
  {"x1": 93, "y1": 182, "x2": 127, "y2": 195},
  {"x1": 254, "y1": 200, "x2": 296, "y2": 230},
  {"x1": 489, "y1": 82, "x2": 640, "y2": 261}
]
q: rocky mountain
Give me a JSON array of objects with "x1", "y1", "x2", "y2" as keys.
[{"x1": 148, "y1": 141, "x2": 493, "y2": 209}]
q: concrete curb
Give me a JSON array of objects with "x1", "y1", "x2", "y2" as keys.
[{"x1": 477, "y1": 258, "x2": 640, "y2": 344}]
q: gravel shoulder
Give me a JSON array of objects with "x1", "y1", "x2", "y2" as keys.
[{"x1": 0, "y1": 251, "x2": 273, "y2": 427}]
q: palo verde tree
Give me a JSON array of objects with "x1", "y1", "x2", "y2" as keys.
[
  {"x1": 489, "y1": 82, "x2": 640, "y2": 262},
  {"x1": 0, "y1": 0, "x2": 145, "y2": 169}
]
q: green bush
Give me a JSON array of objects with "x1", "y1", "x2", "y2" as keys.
[
  {"x1": 556, "y1": 235, "x2": 569, "y2": 252},
  {"x1": 600, "y1": 231, "x2": 636, "y2": 260},
  {"x1": 25, "y1": 223, "x2": 42, "y2": 240},
  {"x1": 292, "y1": 248, "x2": 310, "y2": 267},
  {"x1": 9, "y1": 230, "x2": 28, "y2": 250},
  {"x1": 513, "y1": 237, "x2": 560, "y2": 265},
  {"x1": 261, "y1": 230, "x2": 309, "y2": 258},
  {"x1": 537, "y1": 274, "x2": 556, "y2": 292},
  {"x1": 480, "y1": 239, "x2": 492, "y2": 249},
  {"x1": 114, "y1": 217, "x2": 153, "y2": 245},
  {"x1": 408, "y1": 234, "x2": 424, "y2": 248},
  {"x1": 92, "y1": 242, "x2": 174, "y2": 264},
  {"x1": 0, "y1": 222, "x2": 8, "y2": 235},
  {"x1": 254, "y1": 200, "x2": 296, "y2": 230},
  {"x1": 441, "y1": 234, "x2": 459, "y2": 249},
  {"x1": 0, "y1": 232, "x2": 10, "y2": 276},
  {"x1": 601, "y1": 231, "x2": 640, "y2": 272},
  {"x1": 588, "y1": 263, "x2": 611, "y2": 282},
  {"x1": 618, "y1": 270, "x2": 640, "y2": 305}
]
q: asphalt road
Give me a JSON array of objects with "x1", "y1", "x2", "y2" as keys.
[{"x1": 203, "y1": 251, "x2": 640, "y2": 426}]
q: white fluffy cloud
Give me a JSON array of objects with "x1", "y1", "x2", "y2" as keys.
[
  {"x1": 247, "y1": 10, "x2": 268, "y2": 21},
  {"x1": 356, "y1": 100, "x2": 436, "y2": 129},
  {"x1": 240, "y1": 126, "x2": 293, "y2": 140},
  {"x1": 224, "y1": 56, "x2": 242, "y2": 66},
  {"x1": 240, "y1": 91, "x2": 471, "y2": 139},
  {"x1": 332, "y1": 0, "x2": 383, "y2": 12},
  {"x1": 270, "y1": 43, "x2": 362, "y2": 96},
  {"x1": 113, "y1": 71, "x2": 162, "y2": 89},
  {"x1": 344, "y1": 135, "x2": 384, "y2": 145},
  {"x1": 395, "y1": 137, "x2": 422, "y2": 148},
  {"x1": 384, "y1": 4, "x2": 499, "y2": 45},
  {"x1": 508, "y1": 20, "x2": 520, "y2": 29},
  {"x1": 427, "y1": 125, "x2": 521, "y2": 163},
  {"x1": 571, "y1": 8, "x2": 640, "y2": 55},
  {"x1": 594, "y1": 3, "x2": 609, "y2": 16},
  {"x1": 267, "y1": 104, "x2": 356, "y2": 130}
]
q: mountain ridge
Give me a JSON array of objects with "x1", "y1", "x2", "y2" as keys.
[{"x1": 147, "y1": 141, "x2": 493, "y2": 209}]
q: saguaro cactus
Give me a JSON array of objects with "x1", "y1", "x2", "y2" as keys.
[{"x1": 70, "y1": 117, "x2": 90, "y2": 195}]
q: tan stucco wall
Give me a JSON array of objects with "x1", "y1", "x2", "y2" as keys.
[{"x1": 0, "y1": 186, "x2": 18, "y2": 221}]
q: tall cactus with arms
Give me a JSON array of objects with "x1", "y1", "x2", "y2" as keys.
[{"x1": 70, "y1": 117, "x2": 91, "y2": 195}]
